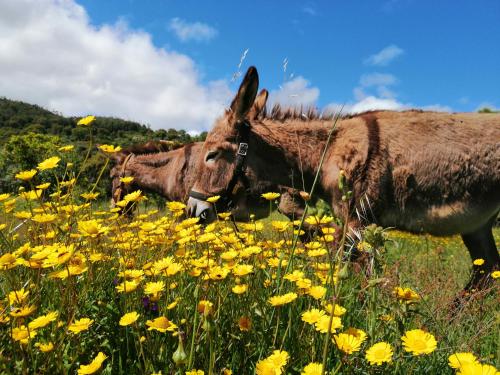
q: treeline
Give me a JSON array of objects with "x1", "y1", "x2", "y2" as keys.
[{"x1": 0, "y1": 98, "x2": 206, "y2": 197}]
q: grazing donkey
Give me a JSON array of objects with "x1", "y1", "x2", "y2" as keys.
[
  {"x1": 187, "y1": 66, "x2": 500, "y2": 290},
  {"x1": 109, "y1": 141, "x2": 309, "y2": 223}
]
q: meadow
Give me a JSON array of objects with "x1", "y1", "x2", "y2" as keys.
[{"x1": 0, "y1": 117, "x2": 498, "y2": 375}]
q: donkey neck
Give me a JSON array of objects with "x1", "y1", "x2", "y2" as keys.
[
  {"x1": 125, "y1": 154, "x2": 175, "y2": 198},
  {"x1": 251, "y1": 118, "x2": 333, "y2": 193}
]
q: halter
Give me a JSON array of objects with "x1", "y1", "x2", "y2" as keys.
[{"x1": 189, "y1": 120, "x2": 251, "y2": 211}]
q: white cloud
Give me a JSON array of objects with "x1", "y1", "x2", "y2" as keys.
[
  {"x1": 0, "y1": 0, "x2": 231, "y2": 131},
  {"x1": 359, "y1": 73, "x2": 398, "y2": 88},
  {"x1": 169, "y1": 18, "x2": 218, "y2": 42},
  {"x1": 364, "y1": 44, "x2": 404, "y2": 66},
  {"x1": 269, "y1": 76, "x2": 320, "y2": 108}
]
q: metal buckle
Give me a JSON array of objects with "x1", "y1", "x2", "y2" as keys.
[{"x1": 237, "y1": 142, "x2": 248, "y2": 156}]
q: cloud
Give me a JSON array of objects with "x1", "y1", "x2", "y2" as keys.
[
  {"x1": 364, "y1": 44, "x2": 404, "y2": 66},
  {"x1": 269, "y1": 77, "x2": 320, "y2": 108},
  {"x1": 0, "y1": 0, "x2": 231, "y2": 131},
  {"x1": 168, "y1": 18, "x2": 218, "y2": 42},
  {"x1": 359, "y1": 73, "x2": 398, "y2": 88}
]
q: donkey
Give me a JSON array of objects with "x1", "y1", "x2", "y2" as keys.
[
  {"x1": 109, "y1": 141, "x2": 310, "y2": 224},
  {"x1": 187, "y1": 66, "x2": 500, "y2": 291}
]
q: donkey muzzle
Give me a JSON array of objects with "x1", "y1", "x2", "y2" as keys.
[{"x1": 187, "y1": 197, "x2": 216, "y2": 223}]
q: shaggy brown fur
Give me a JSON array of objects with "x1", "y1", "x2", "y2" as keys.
[{"x1": 187, "y1": 66, "x2": 500, "y2": 291}]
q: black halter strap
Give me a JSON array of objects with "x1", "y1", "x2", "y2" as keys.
[{"x1": 189, "y1": 120, "x2": 251, "y2": 211}]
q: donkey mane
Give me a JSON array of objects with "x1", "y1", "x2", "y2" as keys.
[
  {"x1": 256, "y1": 104, "x2": 427, "y2": 123},
  {"x1": 121, "y1": 140, "x2": 184, "y2": 156}
]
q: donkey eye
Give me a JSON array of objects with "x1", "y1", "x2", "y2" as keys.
[{"x1": 205, "y1": 150, "x2": 219, "y2": 162}]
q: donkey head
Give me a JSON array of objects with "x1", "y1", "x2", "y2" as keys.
[{"x1": 187, "y1": 66, "x2": 270, "y2": 222}]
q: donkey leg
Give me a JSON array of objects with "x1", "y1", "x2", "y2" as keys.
[{"x1": 461, "y1": 215, "x2": 500, "y2": 291}]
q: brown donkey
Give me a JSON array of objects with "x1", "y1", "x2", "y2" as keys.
[
  {"x1": 109, "y1": 141, "x2": 309, "y2": 223},
  {"x1": 187, "y1": 66, "x2": 500, "y2": 291}
]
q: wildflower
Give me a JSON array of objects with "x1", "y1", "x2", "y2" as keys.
[
  {"x1": 78, "y1": 220, "x2": 107, "y2": 237},
  {"x1": 301, "y1": 309, "x2": 326, "y2": 324},
  {"x1": 77, "y1": 115, "x2": 96, "y2": 126},
  {"x1": 197, "y1": 300, "x2": 214, "y2": 315},
  {"x1": 393, "y1": 287, "x2": 420, "y2": 303},
  {"x1": 37, "y1": 156, "x2": 61, "y2": 170},
  {"x1": 77, "y1": 352, "x2": 107, "y2": 375},
  {"x1": 271, "y1": 220, "x2": 289, "y2": 232},
  {"x1": 146, "y1": 316, "x2": 176, "y2": 333},
  {"x1": 232, "y1": 284, "x2": 248, "y2": 294},
  {"x1": 119, "y1": 176, "x2": 134, "y2": 184},
  {"x1": 238, "y1": 316, "x2": 251, "y2": 332},
  {"x1": 36, "y1": 182, "x2": 51, "y2": 190},
  {"x1": 268, "y1": 292, "x2": 297, "y2": 307},
  {"x1": 473, "y1": 258, "x2": 485, "y2": 266},
  {"x1": 256, "y1": 350, "x2": 289, "y2": 375},
  {"x1": 15, "y1": 169, "x2": 37, "y2": 181},
  {"x1": 315, "y1": 315, "x2": 343, "y2": 333},
  {"x1": 144, "y1": 281, "x2": 166, "y2": 298},
  {"x1": 28, "y1": 311, "x2": 58, "y2": 330},
  {"x1": 11, "y1": 326, "x2": 37, "y2": 344},
  {"x1": 365, "y1": 342, "x2": 393, "y2": 365},
  {"x1": 68, "y1": 318, "x2": 94, "y2": 334},
  {"x1": 401, "y1": 329, "x2": 437, "y2": 356},
  {"x1": 333, "y1": 333, "x2": 362, "y2": 354},
  {"x1": 10, "y1": 305, "x2": 37, "y2": 318},
  {"x1": 0, "y1": 253, "x2": 17, "y2": 270},
  {"x1": 186, "y1": 371, "x2": 204, "y2": 375},
  {"x1": 344, "y1": 327, "x2": 367, "y2": 343},
  {"x1": 35, "y1": 342, "x2": 54, "y2": 352},
  {"x1": 119, "y1": 311, "x2": 140, "y2": 326},
  {"x1": 0, "y1": 193, "x2": 11, "y2": 201},
  {"x1": 206, "y1": 195, "x2": 220, "y2": 203},
  {"x1": 301, "y1": 363, "x2": 323, "y2": 375},
  {"x1": 492, "y1": 271, "x2": 500, "y2": 279},
  {"x1": 99, "y1": 144, "x2": 122, "y2": 153},
  {"x1": 122, "y1": 190, "x2": 143, "y2": 203},
  {"x1": 81, "y1": 192, "x2": 100, "y2": 200},
  {"x1": 308, "y1": 285, "x2": 327, "y2": 299},
  {"x1": 31, "y1": 213, "x2": 57, "y2": 224},
  {"x1": 324, "y1": 303, "x2": 346, "y2": 317},
  {"x1": 261, "y1": 192, "x2": 280, "y2": 201},
  {"x1": 58, "y1": 145, "x2": 74, "y2": 152},
  {"x1": 448, "y1": 352, "x2": 478, "y2": 369},
  {"x1": 456, "y1": 363, "x2": 499, "y2": 375},
  {"x1": 233, "y1": 264, "x2": 254, "y2": 276},
  {"x1": 284, "y1": 270, "x2": 305, "y2": 282},
  {"x1": 9, "y1": 288, "x2": 29, "y2": 305},
  {"x1": 116, "y1": 280, "x2": 140, "y2": 293}
]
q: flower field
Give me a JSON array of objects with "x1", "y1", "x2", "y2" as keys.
[{"x1": 0, "y1": 119, "x2": 498, "y2": 374}]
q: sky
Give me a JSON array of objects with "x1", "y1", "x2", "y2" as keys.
[{"x1": 0, "y1": 0, "x2": 499, "y2": 132}]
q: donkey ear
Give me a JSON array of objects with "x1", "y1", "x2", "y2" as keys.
[
  {"x1": 248, "y1": 89, "x2": 268, "y2": 119},
  {"x1": 230, "y1": 66, "x2": 259, "y2": 121}
]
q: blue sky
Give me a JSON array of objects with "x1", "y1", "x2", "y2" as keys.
[{"x1": 0, "y1": 0, "x2": 499, "y2": 131}]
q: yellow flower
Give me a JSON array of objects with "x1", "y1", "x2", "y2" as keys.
[
  {"x1": 401, "y1": 329, "x2": 437, "y2": 356},
  {"x1": 28, "y1": 311, "x2": 58, "y2": 330},
  {"x1": 99, "y1": 144, "x2": 122, "y2": 153},
  {"x1": 344, "y1": 327, "x2": 367, "y2": 343},
  {"x1": 324, "y1": 303, "x2": 347, "y2": 317},
  {"x1": 35, "y1": 341, "x2": 54, "y2": 352},
  {"x1": 15, "y1": 169, "x2": 37, "y2": 181},
  {"x1": 185, "y1": 371, "x2": 204, "y2": 375},
  {"x1": 10, "y1": 305, "x2": 37, "y2": 318},
  {"x1": 116, "y1": 280, "x2": 140, "y2": 293},
  {"x1": 232, "y1": 264, "x2": 254, "y2": 276},
  {"x1": 77, "y1": 115, "x2": 96, "y2": 126},
  {"x1": 37, "y1": 156, "x2": 61, "y2": 170},
  {"x1": 120, "y1": 176, "x2": 134, "y2": 184},
  {"x1": 308, "y1": 285, "x2": 327, "y2": 299},
  {"x1": 58, "y1": 145, "x2": 74, "y2": 152},
  {"x1": 457, "y1": 363, "x2": 499, "y2": 375},
  {"x1": 36, "y1": 182, "x2": 51, "y2": 190},
  {"x1": 78, "y1": 220, "x2": 107, "y2": 237},
  {"x1": 393, "y1": 287, "x2": 420, "y2": 303},
  {"x1": 81, "y1": 192, "x2": 100, "y2": 200},
  {"x1": 0, "y1": 193, "x2": 11, "y2": 202},
  {"x1": 261, "y1": 192, "x2": 280, "y2": 201},
  {"x1": 77, "y1": 352, "x2": 107, "y2": 375},
  {"x1": 11, "y1": 325, "x2": 37, "y2": 344},
  {"x1": 448, "y1": 352, "x2": 478, "y2": 369},
  {"x1": 365, "y1": 342, "x2": 393, "y2": 365},
  {"x1": 31, "y1": 213, "x2": 57, "y2": 224},
  {"x1": 301, "y1": 309, "x2": 326, "y2": 324},
  {"x1": 146, "y1": 316, "x2": 176, "y2": 333},
  {"x1": 333, "y1": 333, "x2": 362, "y2": 354},
  {"x1": 492, "y1": 271, "x2": 500, "y2": 279},
  {"x1": 473, "y1": 258, "x2": 485, "y2": 266},
  {"x1": 232, "y1": 284, "x2": 248, "y2": 294},
  {"x1": 68, "y1": 318, "x2": 94, "y2": 334},
  {"x1": 206, "y1": 195, "x2": 220, "y2": 203},
  {"x1": 119, "y1": 311, "x2": 140, "y2": 326},
  {"x1": 271, "y1": 220, "x2": 289, "y2": 232},
  {"x1": 314, "y1": 315, "x2": 343, "y2": 333},
  {"x1": 268, "y1": 292, "x2": 297, "y2": 307},
  {"x1": 256, "y1": 350, "x2": 289, "y2": 375},
  {"x1": 144, "y1": 281, "x2": 165, "y2": 300},
  {"x1": 301, "y1": 363, "x2": 323, "y2": 375},
  {"x1": 9, "y1": 288, "x2": 29, "y2": 305},
  {"x1": 197, "y1": 300, "x2": 214, "y2": 315}
]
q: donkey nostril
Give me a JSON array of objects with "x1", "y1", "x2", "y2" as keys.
[{"x1": 199, "y1": 209, "x2": 209, "y2": 221}]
